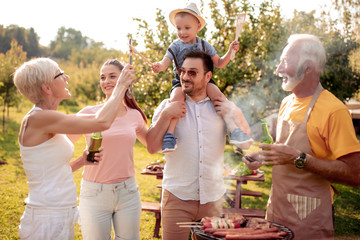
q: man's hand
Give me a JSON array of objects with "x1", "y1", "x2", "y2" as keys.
[
  {"x1": 242, "y1": 151, "x2": 264, "y2": 170},
  {"x1": 258, "y1": 143, "x2": 300, "y2": 165}
]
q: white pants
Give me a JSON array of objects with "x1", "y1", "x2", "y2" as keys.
[
  {"x1": 79, "y1": 177, "x2": 141, "y2": 240},
  {"x1": 19, "y1": 205, "x2": 78, "y2": 240}
]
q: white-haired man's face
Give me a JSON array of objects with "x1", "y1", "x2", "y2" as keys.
[{"x1": 276, "y1": 43, "x2": 305, "y2": 92}]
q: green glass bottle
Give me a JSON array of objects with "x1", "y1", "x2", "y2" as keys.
[
  {"x1": 87, "y1": 131, "x2": 102, "y2": 162},
  {"x1": 261, "y1": 119, "x2": 273, "y2": 144}
]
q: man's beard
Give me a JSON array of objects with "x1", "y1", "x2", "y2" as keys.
[
  {"x1": 280, "y1": 63, "x2": 305, "y2": 91},
  {"x1": 182, "y1": 80, "x2": 193, "y2": 95},
  {"x1": 182, "y1": 80, "x2": 205, "y2": 96}
]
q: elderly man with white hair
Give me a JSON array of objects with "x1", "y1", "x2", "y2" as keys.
[{"x1": 244, "y1": 34, "x2": 360, "y2": 239}]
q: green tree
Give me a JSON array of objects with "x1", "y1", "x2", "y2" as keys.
[
  {"x1": 283, "y1": 10, "x2": 360, "y2": 102},
  {"x1": 0, "y1": 25, "x2": 41, "y2": 58},
  {"x1": 50, "y1": 27, "x2": 89, "y2": 60},
  {"x1": 0, "y1": 40, "x2": 27, "y2": 131},
  {"x1": 132, "y1": 9, "x2": 177, "y2": 117},
  {"x1": 321, "y1": 32, "x2": 360, "y2": 101},
  {"x1": 26, "y1": 27, "x2": 40, "y2": 58},
  {"x1": 69, "y1": 42, "x2": 124, "y2": 68},
  {"x1": 211, "y1": 0, "x2": 287, "y2": 124},
  {"x1": 133, "y1": 0, "x2": 286, "y2": 120},
  {"x1": 331, "y1": 0, "x2": 360, "y2": 95}
]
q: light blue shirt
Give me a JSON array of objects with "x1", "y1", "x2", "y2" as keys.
[
  {"x1": 165, "y1": 37, "x2": 217, "y2": 75},
  {"x1": 151, "y1": 96, "x2": 226, "y2": 204}
]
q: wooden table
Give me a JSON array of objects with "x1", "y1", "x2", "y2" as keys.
[
  {"x1": 223, "y1": 172, "x2": 265, "y2": 209},
  {"x1": 140, "y1": 169, "x2": 163, "y2": 179},
  {"x1": 140, "y1": 169, "x2": 163, "y2": 238}
]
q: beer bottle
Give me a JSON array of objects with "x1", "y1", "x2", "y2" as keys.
[
  {"x1": 261, "y1": 119, "x2": 273, "y2": 144},
  {"x1": 87, "y1": 132, "x2": 102, "y2": 162}
]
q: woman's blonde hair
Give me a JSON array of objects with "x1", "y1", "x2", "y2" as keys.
[{"x1": 13, "y1": 58, "x2": 59, "y2": 104}]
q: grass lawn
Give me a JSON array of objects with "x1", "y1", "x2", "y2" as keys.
[{"x1": 0, "y1": 106, "x2": 359, "y2": 239}]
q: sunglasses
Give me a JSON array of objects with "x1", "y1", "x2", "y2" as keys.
[
  {"x1": 54, "y1": 71, "x2": 64, "y2": 79},
  {"x1": 179, "y1": 69, "x2": 208, "y2": 79}
]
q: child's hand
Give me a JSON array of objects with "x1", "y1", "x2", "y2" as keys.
[
  {"x1": 152, "y1": 62, "x2": 161, "y2": 73},
  {"x1": 213, "y1": 96, "x2": 233, "y2": 118},
  {"x1": 164, "y1": 100, "x2": 187, "y2": 119},
  {"x1": 230, "y1": 40, "x2": 240, "y2": 53}
]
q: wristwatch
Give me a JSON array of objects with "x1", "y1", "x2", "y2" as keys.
[{"x1": 294, "y1": 152, "x2": 307, "y2": 169}]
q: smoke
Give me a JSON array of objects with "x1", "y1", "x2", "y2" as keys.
[{"x1": 226, "y1": 58, "x2": 288, "y2": 141}]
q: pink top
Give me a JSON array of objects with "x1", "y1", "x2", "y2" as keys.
[{"x1": 79, "y1": 105, "x2": 145, "y2": 184}]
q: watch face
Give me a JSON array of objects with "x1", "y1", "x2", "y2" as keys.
[
  {"x1": 295, "y1": 153, "x2": 306, "y2": 169},
  {"x1": 295, "y1": 158, "x2": 305, "y2": 168}
]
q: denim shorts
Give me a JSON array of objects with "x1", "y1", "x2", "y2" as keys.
[{"x1": 19, "y1": 205, "x2": 78, "y2": 240}]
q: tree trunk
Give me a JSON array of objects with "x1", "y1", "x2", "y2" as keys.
[{"x1": 2, "y1": 101, "x2": 5, "y2": 133}]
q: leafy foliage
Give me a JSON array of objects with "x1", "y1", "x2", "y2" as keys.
[
  {"x1": 0, "y1": 25, "x2": 41, "y2": 58},
  {"x1": 1, "y1": 0, "x2": 359, "y2": 121},
  {"x1": 132, "y1": 8, "x2": 178, "y2": 117},
  {"x1": 0, "y1": 40, "x2": 27, "y2": 131},
  {"x1": 50, "y1": 27, "x2": 90, "y2": 60},
  {"x1": 322, "y1": 33, "x2": 360, "y2": 101}
]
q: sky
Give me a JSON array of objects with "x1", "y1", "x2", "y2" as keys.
[{"x1": 0, "y1": 0, "x2": 335, "y2": 52}]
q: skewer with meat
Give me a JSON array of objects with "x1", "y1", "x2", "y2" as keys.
[
  {"x1": 177, "y1": 216, "x2": 244, "y2": 230},
  {"x1": 201, "y1": 216, "x2": 244, "y2": 229}
]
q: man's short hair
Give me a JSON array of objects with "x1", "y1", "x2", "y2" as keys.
[{"x1": 183, "y1": 50, "x2": 214, "y2": 73}]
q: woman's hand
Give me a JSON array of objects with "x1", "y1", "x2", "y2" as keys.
[
  {"x1": 83, "y1": 147, "x2": 104, "y2": 166},
  {"x1": 70, "y1": 147, "x2": 103, "y2": 172},
  {"x1": 117, "y1": 64, "x2": 136, "y2": 88}
]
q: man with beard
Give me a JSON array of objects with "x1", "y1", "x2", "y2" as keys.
[
  {"x1": 146, "y1": 50, "x2": 250, "y2": 240},
  {"x1": 244, "y1": 34, "x2": 360, "y2": 239}
]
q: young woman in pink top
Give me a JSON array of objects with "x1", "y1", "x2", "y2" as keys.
[{"x1": 69, "y1": 59, "x2": 148, "y2": 240}]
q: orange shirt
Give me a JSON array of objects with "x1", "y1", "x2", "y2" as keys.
[{"x1": 280, "y1": 90, "x2": 360, "y2": 160}]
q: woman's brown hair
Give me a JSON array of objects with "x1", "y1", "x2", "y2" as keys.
[{"x1": 102, "y1": 59, "x2": 147, "y2": 123}]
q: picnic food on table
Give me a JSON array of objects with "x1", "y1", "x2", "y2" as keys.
[
  {"x1": 224, "y1": 150, "x2": 258, "y2": 177},
  {"x1": 145, "y1": 159, "x2": 165, "y2": 172}
]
